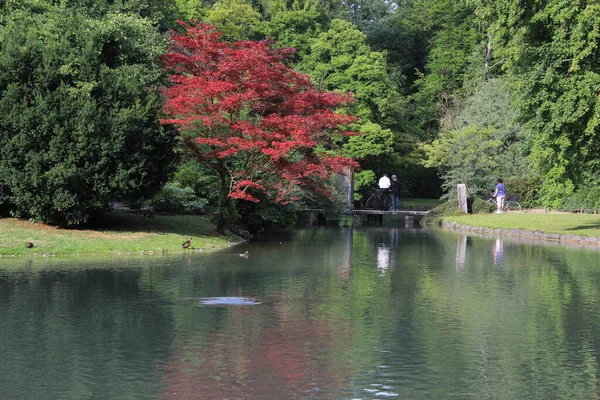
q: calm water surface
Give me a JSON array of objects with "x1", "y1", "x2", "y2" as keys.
[{"x1": 2, "y1": 227, "x2": 600, "y2": 399}]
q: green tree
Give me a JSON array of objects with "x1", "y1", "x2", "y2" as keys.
[
  {"x1": 0, "y1": 7, "x2": 176, "y2": 225},
  {"x1": 174, "y1": 0, "x2": 205, "y2": 20},
  {"x1": 263, "y1": 6, "x2": 324, "y2": 57},
  {"x1": 302, "y1": 19, "x2": 398, "y2": 122},
  {"x1": 408, "y1": 1, "x2": 481, "y2": 137},
  {"x1": 422, "y1": 78, "x2": 535, "y2": 199},
  {"x1": 454, "y1": 78, "x2": 532, "y2": 181},
  {"x1": 366, "y1": 10, "x2": 429, "y2": 88},
  {"x1": 299, "y1": 19, "x2": 401, "y2": 195},
  {"x1": 421, "y1": 125, "x2": 500, "y2": 198},
  {"x1": 203, "y1": 0, "x2": 263, "y2": 40},
  {"x1": 470, "y1": 0, "x2": 600, "y2": 208},
  {"x1": 344, "y1": 0, "x2": 394, "y2": 32}
]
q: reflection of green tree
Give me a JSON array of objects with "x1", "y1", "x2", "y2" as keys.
[
  {"x1": 409, "y1": 232, "x2": 600, "y2": 399},
  {"x1": 0, "y1": 262, "x2": 174, "y2": 399},
  {"x1": 6, "y1": 229, "x2": 600, "y2": 398},
  {"x1": 154, "y1": 228, "x2": 600, "y2": 398}
]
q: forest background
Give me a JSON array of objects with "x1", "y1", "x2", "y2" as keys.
[{"x1": 1, "y1": 0, "x2": 599, "y2": 231}]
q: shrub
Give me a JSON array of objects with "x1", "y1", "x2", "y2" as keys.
[
  {"x1": 151, "y1": 183, "x2": 208, "y2": 214},
  {"x1": 170, "y1": 160, "x2": 221, "y2": 211},
  {"x1": 560, "y1": 174, "x2": 600, "y2": 213},
  {"x1": 471, "y1": 197, "x2": 495, "y2": 214},
  {"x1": 505, "y1": 176, "x2": 542, "y2": 209},
  {"x1": 0, "y1": 9, "x2": 176, "y2": 225},
  {"x1": 420, "y1": 200, "x2": 466, "y2": 226}
]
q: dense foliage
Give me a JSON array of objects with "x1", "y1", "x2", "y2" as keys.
[
  {"x1": 470, "y1": 0, "x2": 600, "y2": 208},
  {"x1": 0, "y1": 4, "x2": 176, "y2": 225},
  {"x1": 161, "y1": 22, "x2": 359, "y2": 230},
  {"x1": 2, "y1": 0, "x2": 598, "y2": 227}
]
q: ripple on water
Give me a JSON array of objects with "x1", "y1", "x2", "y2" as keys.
[{"x1": 197, "y1": 297, "x2": 262, "y2": 306}]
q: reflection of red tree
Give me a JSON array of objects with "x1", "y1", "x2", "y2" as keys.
[{"x1": 160, "y1": 300, "x2": 354, "y2": 399}]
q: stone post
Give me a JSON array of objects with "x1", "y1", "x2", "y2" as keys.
[{"x1": 457, "y1": 184, "x2": 468, "y2": 213}]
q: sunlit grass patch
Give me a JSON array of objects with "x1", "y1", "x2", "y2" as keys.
[
  {"x1": 444, "y1": 212, "x2": 600, "y2": 237},
  {"x1": 0, "y1": 210, "x2": 239, "y2": 257},
  {"x1": 401, "y1": 198, "x2": 444, "y2": 210}
]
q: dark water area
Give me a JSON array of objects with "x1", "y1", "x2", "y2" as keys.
[{"x1": 2, "y1": 227, "x2": 600, "y2": 399}]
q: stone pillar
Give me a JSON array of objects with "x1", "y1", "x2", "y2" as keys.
[{"x1": 457, "y1": 184, "x2": 468, "y2": 213}]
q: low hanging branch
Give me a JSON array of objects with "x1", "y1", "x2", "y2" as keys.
[{"x1": 160, "y1": 22, "x2": 359, "y2": 228}]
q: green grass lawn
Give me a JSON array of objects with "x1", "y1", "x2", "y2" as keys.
[
  {"x1": 444, "y1": 212, "x2": 600, "y2": 237},
  {"x1": 401, "y1": 198, "x2": 444, "y2": 210},
  {"x1": 0, "y1": 210, "x2": 239, "y2": 257}
]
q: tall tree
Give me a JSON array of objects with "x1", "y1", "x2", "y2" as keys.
[
  {"x1": 0, "y1": 6, "x2": 176, "y2": 225},
  {"x1": 422, "y1": 78, "x2": 533, "y2": 198},
  {"x1": 203, "y1": 0, "x2": 263, "y2": 40},
  {"x1": 161, "y1": 23, "x2": 359, "y2": 231},
  {"x1": 470, "y1": 0, "x2": 600, "y2": 207},
  {"x1": 299, "y1": 19, "x2": 400, "y2": 197},
  {"x1": 263, "y1": 5, "x2": 324, "y2": 58},
  {"x1": 344, "y1": 0, "x2": 394, "y2": 32},
  {"x1": 405, "y1": 0, "x2": 481, "y2": 138}
]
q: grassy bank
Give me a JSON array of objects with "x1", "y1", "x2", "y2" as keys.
[
  {"x1": 402, "y1": 198, "x2": 444, "y2": 210},
  {"x1": 444, "y1": 212, "x2": 600, "y2": 237},
  {"x1": 0, "y1": 210, "x2": 241, "y2": 257}
]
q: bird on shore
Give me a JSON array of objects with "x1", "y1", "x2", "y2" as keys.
[
  {"x1": 181, "y1": 237, "x2": 192, "y2": 249},
  {"x1": 25, "y1": 242, "x2": 34, "y2": 248},
  {"x1": 239, "y1": 250, "x2": 249, "y2": 257}
]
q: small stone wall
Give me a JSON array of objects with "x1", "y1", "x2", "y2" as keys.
[{"x1": 442, "y1": 220, "x2": 600, "y2": 246}]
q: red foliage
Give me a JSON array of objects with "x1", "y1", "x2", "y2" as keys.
[{"x1": 161, "y1": 22, "x2": 359, "y2": 203}]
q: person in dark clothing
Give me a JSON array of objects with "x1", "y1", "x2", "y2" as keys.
[{"x1": 390, "y1": 175, "x2": 400, "y2": 211}]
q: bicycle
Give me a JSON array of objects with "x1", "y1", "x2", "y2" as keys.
[
  {"x1": 364, "y1": 187, "x2": 388, "y2": 210},
  {"x1": 487, "y1": 194, "x2": 522, "y2": 212}
]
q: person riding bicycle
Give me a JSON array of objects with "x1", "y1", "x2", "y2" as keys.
[{"x1": 493, "y1": 178, "x2": 506, "y2": 214}]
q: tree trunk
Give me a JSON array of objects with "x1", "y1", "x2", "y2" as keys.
[
  {"x1": 216, "y1": 160, "x2": 229, "y2": 234},
  {"x1": 216, "y1": 211, "x2": 226, "y2": 233},
  {"x1": 483, "y1": 34, "x2": 493, "y2": 81}
]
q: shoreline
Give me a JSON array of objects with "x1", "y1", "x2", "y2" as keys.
[
  {"x1": 441, "y1": 220, "x2": 600, "y2": 249},
  {"x1": 0, "y1": 211, "x2": 244, "y2": 258},
  {"x1": 0, "y1": 239, "x2": 248, "y2": 260}
]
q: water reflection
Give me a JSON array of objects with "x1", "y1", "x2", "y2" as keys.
[
  {"x1": 2, "y1": 228, "x2": 600, "y2": 399},
  {"x1": 337, "y1": 227, "x2": 353, "y2": 283},
  {"x1": 492, "y1": 238, "x2": 504, "y2": 267},
  {"x1": 455, "y1": 234, "x2": 468, "y2": 271},
  {"x1": 377, "y1": 245, "x2": 390, "y2": 276}
]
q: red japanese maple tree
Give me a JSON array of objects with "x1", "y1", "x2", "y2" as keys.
[{"x1": 161, "y1": 22, "x2": 359, "y2": 230}]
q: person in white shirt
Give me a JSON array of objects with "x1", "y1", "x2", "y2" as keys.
[
  {"x1": 378, "y1": 174, "x2": 391, "y2": 210},
  {"x1": 378, "y1": 174, "x2": 391, "y2": 189}
]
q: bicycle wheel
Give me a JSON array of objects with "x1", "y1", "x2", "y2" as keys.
[
  {"x1": 365, "y1": 194, "x2": 378, "y2": 210},
  {"x1": 505, "y1": 201, "x2": 521, "y2": 211}
]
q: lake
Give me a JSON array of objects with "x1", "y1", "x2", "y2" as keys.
[{"x1": 1, "y1": 226, "x2": 600, "y2": 399}]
